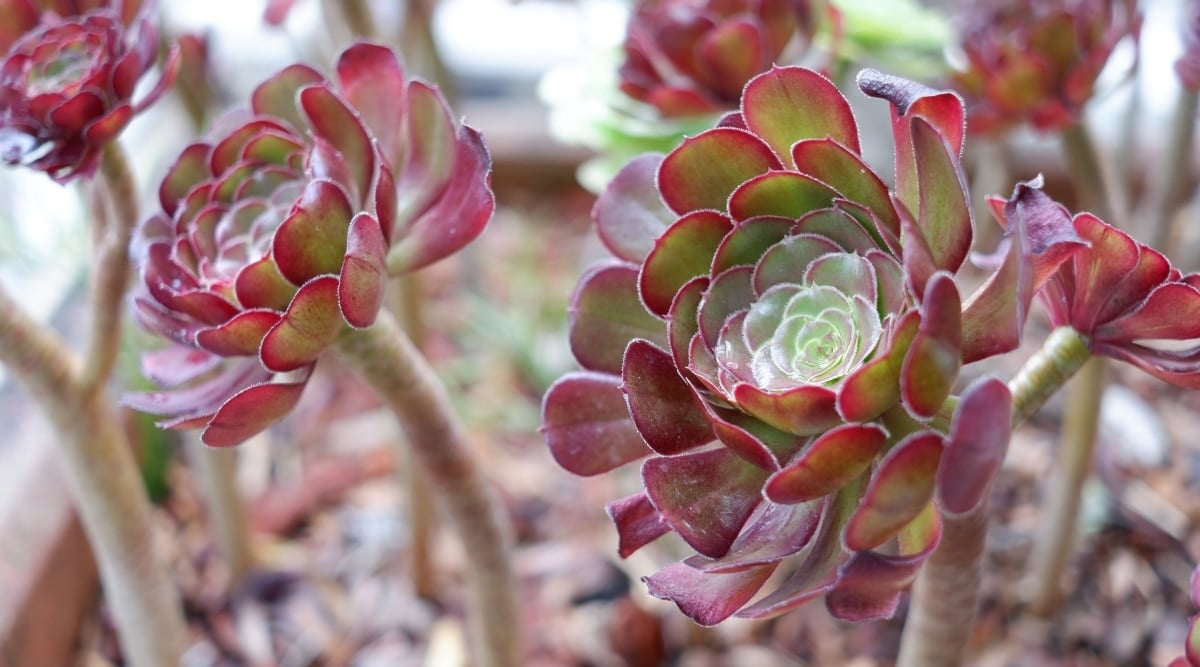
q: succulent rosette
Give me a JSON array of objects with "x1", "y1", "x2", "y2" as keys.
[
  {"x1": 619, "y1": 0, "x2": 813, "y2": 118},
  {"x1": 0, "y1": 0, "x2": 178, "y2": 181},
  {"x1": 994, "y1": 180, "x2": 1200, "y2": 387},
  {"x1": 125, "y1": 42, "x2": 493, "y2": 447},
  {"x1": 948, "y1": 0, "x2": 1138, "y2": 135},
  {"x1": 542, "y1": 66, "x2": 1029, "y2": 623}
]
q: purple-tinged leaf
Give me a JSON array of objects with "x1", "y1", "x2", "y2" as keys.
[
  {"x1": 623, "y1": 339, "x2": 714, "y2": 455},
  {"x1": 844, "y1": 432, "x2": 943, "y2": 551},
  {"x1": 645, "y1": 561, "x2": 776, "y2": 626},
  {"x1": 937, "y1": 377, "x2": 1012, "y2": 515},
  {"x1": 594, "y1": 154, "x2": 673, "y2": 262},
  {"x1": 792, "y1": 208, "x2": 878, "y2": 255},
  {"x1": 699, "y1": 20, "x2": 766, "y2": 100},
  {"x1": 1079, "y1": 215, "x2": 1171, "y2": 326},
  {"x1": 857, "y1": 69, "x2": 964, "y2": 214},
  {"x1": 701, "y1": 401, "x2": 806, "y2": 470},
  {"x1": 272, "y1": 179, "x2": 353, "y2": 284},
  {"x1": 1096, "y1": 343, "x2": 1200, "y2": 390},
  {"x1": 643, "y1": 446, "x2": 768, "y2": 558},
  {"x1": 570, "y1": 262, "x2": 667, "y2": 374},
  {"x1": 668, "y1": 276, "x2": 707, "y2": 371},
  {"x1": 639, "y1": 210, "x2": 733, "y2": 317},
  {"x1": 338, "y1": 213, "x2": 388, "y2": 328},
  {"x1": 541, "y1": 371, "x2": 651, "y2": 476},
  {"x1": 386, "y1": 126, "x2": 494, "y2": 274},
  {"x1": 752, "y1": 233, "x2": 841, "y2": 296},
  {"x1": 393, "y1": 81, "x2": 455, "y2": 225},
  {"x1": 300, "y1": 85, "x2": 375, "y2": 203},
  {"x1": 124, "y1": 360, "x2": 269, "y2": 419},
  {"x1": 259, "y1": 276, "x2": 343, "y2": 372},
  {"x1": 336, "y1": 43, "x2": 407, "y2": 171},
  {"x1": 688, "y1": 499, "x2": 825, "y2": 573},
  {"x1": 913, "y1": 117, "x2": 972, "y2": 274},
  {"x1": 201, "y1": 371, "x2": 312, "y2": 447},
  {"x1": 658, "y1": 128, "x2": 781, "y2": 214},
  {"x1": 961, "y1": 179, "x2": 1086, "y2": 363},
  {"x1": 727, "y1": 171, "x2": 837, "y2": 223},
  {"x1": 697, "y1": 266, "x2": 755, "y2": 348},
  {"x1": 235, "y1": 256, "x2": 298, "y2": 311},
  {"x1": 765, "y1": 423, "x2": 888, "y2": 504},
  {"x1": 250, "y1": 64, "x2": 324, "y2": 132},
  {"x1": 210, "y1": 119, "x2": 292, "y2": 175},
  {"x1": 140, "y1": 345, "x2": 220, "y2": 387},
  {"x1": 791, "y1": 139, "x2": 899, "y2": 241},
  {"x1": 607, "y1": 491, "x2": 670, "y2": 557},
  {"x1": 195, "y1": 310, "x2": 280, "y2": 356},
  {"x1": 732, "y1": 383, "x2": 841, "y2": 436},
  {"x1": 1068, "y1": 212, "x2": 1140, "y2": 332},
  {"x1": 737, "y1": 473, "x2": 866, "y2": 619},
  {"x1": 1097, "y1": 282, "x2": 1200, "y2": 343},
  {"x1": 901, "y1": 273, "x2": 962, "y2": 418},
  {"x1": 742, "y1": 67, "x2": 861, "y2": 163},
  {"x1": 158, "y1": 143, "x2": 211, "y2": 216},
  {"x1": 827, "y1": 501, "x2": 940, "y2": 621}
]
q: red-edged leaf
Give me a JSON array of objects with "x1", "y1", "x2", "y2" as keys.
[
  {"x1": 300, "y1": 85, "x2": 375, "y2": 203},
  {"x1": 643, "y1": 446, "x2": 769, "y2": 558},
  {"x1": 259, "y1": 276, "x2": 343, "y2": 372},
  {"x1": 235, "y1": 256, "x2": 298, "y2": 311},
  {"x1": 791, "y1": 139, "x2": 899, "y2": 240},
  {"x1": 386, "y1": 126, "x2": 494, "y2": 274},
  {"x1": 251, "y1": 64, "x2": 325, "y2": 132},
  {"x1": 124, "y1": 360, "x2": 268, "y2": 418},
  {"x1": 688, "y1": 499, "x2": 825, "y2": 573},
  {"x1": 701, "y1": 401, "x2": 805, "y2": 470},
  {"x1": 711, "y1": 216, "x2": 794, "y2": 274},
  {"x1": 607, "y1": 491, "x2": 670, "y2": 557},
  {"x1": 593, "y1": 154, "x2": 673, "y2": 262},
  {"x1": 201, "y1": 373, "x2": 311, "y2": 447},
  {"x1": 913, "y1": 117, "x2": 972, "y2": 274},
  {"x1": 338, "y1": 213, "x2": 388, "y2": 328},
  {"x1": 742, "y1": 67, "x2": 860, "y2": 164},
  {"x1": 658, "y1": 128, "x2": 781, "y2": 214},
  {"x1": 844, "y1": 432, "x2": 943, "y2": 551},
  {"x1": 393, "y1": 81, "x2": 457, "y2": 227},
  {"x1": 336, "y1": 43, "x2": 407, "y2": 170},
  {"x1": 645, "y1": 561, "x2": 776, "y2": 626},
  {"x1": 139, "y1": 345, "x2": 221, "y2": 387},
  {"x1": 732, "y1": 383, "x2": 841, "y2": 436},
  {"x1": 727, "y1": 171, "x2": 837, "y2": 222},
  {"x1": 541, "y1": 371, "x2": 651, "y2": 476},
  {"x1": 838, "y1": 311, "x2": 920, "y2": 422},
  {"x1": 1097, "y1": 282, "x2": 1200, "y2": 343},
  {"x1": 569, "y1": 262, "x2": 667, "y2": 374},
  {"x1": 272, "y1": 179, "x2": 353, "y2": 284},
  {"x1": 765, "y1": 424, "x2": 888, "y2": 504},
  {"x1": 698, "y1": 20, "x2": 766, "y2": 100},
  {"x1": 158, "y1": 143, "x2": 211, "y2": 215},
  {"x1": 668, "y1": 276, "x2": 707, "y2": 371},
  {"x1": 901, "y1": 273, "x2": 962, "y2": 418},
  {"x1": 697, "y1": 266, "x2": 755, "y2": 348},
  {"x1": 195, "y1": 310, "x2": 280, "y2": 356},
  {"x1": 937, "y1": 377, "x2": 1012, "y2": 515},
  {"x1": 623, "y1": 339, "x2": 714, "y2": 455},
  {"x1": 639, "y1": 210, "x2": 732, "y2": 316}
]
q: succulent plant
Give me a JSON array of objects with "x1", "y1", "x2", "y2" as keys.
[
  {"x1": 126, "y1": 42, "x2": 493, "y2": 447},
  {"x1": 618, "y1": 0, "x2": 814, "y2": 118},
  {"x1": 993, "y1": 179, "x2": 1200, "y2": 387},
  {"x1": 948, "y1": 0, "x2": 1138, "y2": 135},
  {"x1": 542, "y1": 65, "x2": 1037, "y2": 624},
  {"x1": 0, "y1": 0, "x2": 177, "y2": 181}
]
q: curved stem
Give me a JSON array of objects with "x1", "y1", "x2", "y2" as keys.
[
  {"x1": 188, "y1": 437, "x2": 254, "y2": 585},
  {"x1": 0, "y1": 285, "x2": 186, "y2": 667},
  {"x1": 81, "y1": 143, "x2": 138, "y2": 393},
  {"x1": 334, "y1": 311, "x2": 521, "y2": 667},
  {"x1": 896, "y1": 326, "x2": 1092, "y2": 667},
  {"x1": 896, "y1": 502, "x2": 989, "y2": 667}
]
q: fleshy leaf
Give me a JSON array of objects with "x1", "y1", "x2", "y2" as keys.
[
  {"x1": 195, "y1": 310, "x2": 280, "y2": 356},
  {"x1": 727, "y1": 171, "x2": 837, "y2": 222},
  {"x1": 732, "y1": 383, "x2": 841, "y2": 436},
  {"x1": 272, "y1": 179, "x2": 353, "y2": 285},
  {"x1": 640, "y1": 210, "x2": 733, "y2": 316},
  {"x1": 201, "y1": 372, "x2": 311, "y2": 447},
  {"x1": 643, "y1": 446, "x2": 769, "y2": 558},
  {"x1": 742, "y1": 66, "x2": 860, "y2": 163},
  {"x1": 259, "y1": 276, "x2": 344, "y2": 372},
  {"x1": 765, "y1": 424, "x2": 888, "y2": 504},
  {"x1": 541, "y1": 371, "x2": 651, "y2": 476},
  {"x1": 937, "y1": 377, "x2": 1012, "y2": 515},
  {"x1": 570, "y1": 262, "x2": 667, "y2": 373},
  {"x1": 791, "y1": 139, "x2": 899, "y2": 241},
  {"x1": 607, "y1": 491, "x2": 670, "y2": 557},
  {"x1": 623, "y1": 339, "x2": 714, "y2": 455},
  {"x1": 594, "y1": 154, "x2": 674, "y2": 262},
  {"x1": 688, "y1": 499, "x2": 825, "y2": 573},
  {"x1": 844, "y1": 431, "x2": 943, "y2": 551},
  {"x1": 338, "y1": 213, "x2": 388, "y2": 328},
  {"x1": 838, "y1": 311, "x2": 920, "y2": 422},
  {"x1": 657, "y1": 128, "x2": 781, "y2": 214},
  {"x1": 251, "y1": 64, "x2": 325, "y2": 132},
  {"x1": 901, "y1": 272, "x2": 962, "y2": 418},
  {"x1": 335, "y1": 43, "x2": 407, "y2": 171},
  {"x1": 1097, "y1": 282, "x2": 1200, "y2": 343},
  {"x1": 644, "y1": 561, "x2": 776, "y2": 626},
  {"x1": 913, "y1": 117, "x2": 972, "y2": 274}
]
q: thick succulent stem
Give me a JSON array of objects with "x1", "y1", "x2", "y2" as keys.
[
  {"x1": 1027, "y1": 355, "x2": 1106, "y2": 614},
  {"x1": 896, "y1": 327, "x2": 1091, "y2": 667},
  {"x1": 0, "y1": 285, "x2": 186, "y2": 667},
  {"x1": 895, "y1": 501, "x2": 989, "y2": 667},
  {"x1": 334, "y1": 312, "x2": 521, "y2": 667},
  {"x1": 1149, "y1": 87, "x2": 1199, "y2": 249},
  {"x1": 188, "y1": 437, "x2": 254, "y2": 585},
  {"x1": 81, "y1": 143, "x2": 137, "y2": 392}
]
